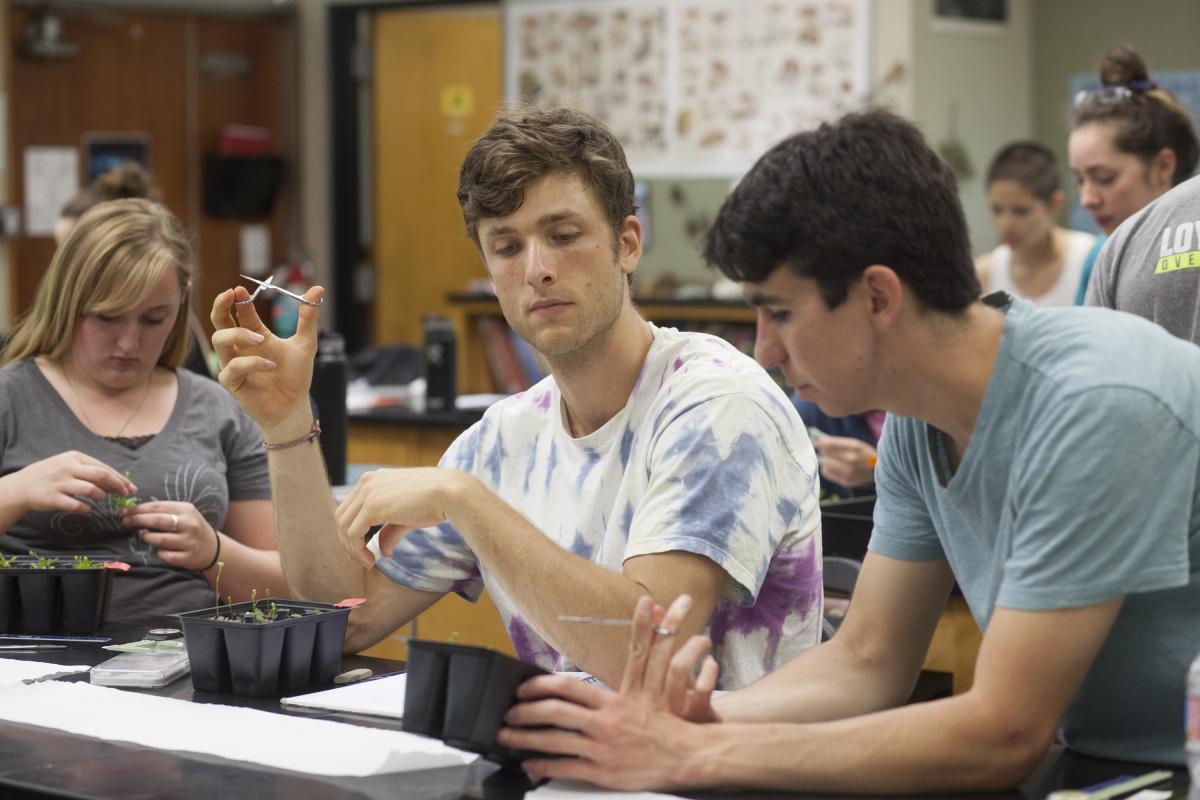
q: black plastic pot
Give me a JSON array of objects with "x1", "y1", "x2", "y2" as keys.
[
  {"x1": 403, "y1": 640, "x2": 547, "y2": 763},
  {"x1": 176, "y1": 600, "x2": 350, "y2": 697},
  {"x1": 0, "y1": 575, "x2": 18, "y2": 631},
  {"x1": 0, "y1": 555, "x2": 117, "y2": 634}
]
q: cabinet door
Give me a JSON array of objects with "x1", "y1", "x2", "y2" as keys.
[{"x1": 373, "y1": 8, "x2": 501, "y2": 346}]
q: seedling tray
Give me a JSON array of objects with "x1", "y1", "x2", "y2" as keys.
[
  {"x1": 176, "y1": 599, "x2": 350, "y2": 697},
  {"x1": 403, "y1": 640, "x2": 547, "y2": 764},
  {"x1": 0, "y1": 555, "x2": 117, "y2": 634}
]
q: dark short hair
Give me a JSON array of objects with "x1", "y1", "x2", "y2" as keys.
[
  {"x1": 986, "y1": 141, "x2": 1060, "y2": 201},
  {"x1": 457, "y1": 106, "x2": 636, "y2": 245},
  {"x1": 1073, "y1": 45, "x2": 1199, "y2": 186},
  {"x1": 703, "y1": 109, "x2": 980, "y2": 312}
]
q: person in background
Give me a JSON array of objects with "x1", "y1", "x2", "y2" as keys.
[
  {"x1": 975, "y1": 142, "x2": 1099, "y2": 307},
  {"x1": 793, "y1": 398, "x2": 881, "y2": 499},
  {"x1": 1070, "y1": 44, "x2": 1198, "y2": 297},
  {"x1": 55, "y1": 162, "x2": 214, "y2": 379},
  {"x1": 498, "y1": 109, "x2": 1200, "y2": 793},
  {"x1": 0, "y1": 199, "x2": 284, "y2": 627},
  {"x1": 210, "y1": 106, "x2": 822, "y2": 689},
  {"x1": 54, "y1": 163, "x2": 162, "y2": 246}
]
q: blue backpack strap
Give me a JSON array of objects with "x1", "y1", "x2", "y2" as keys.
[{"x1": 1075, "y1": 235, "x2": 1107, "y2": 305}]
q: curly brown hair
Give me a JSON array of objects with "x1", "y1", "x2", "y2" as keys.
[{"x1": 457, "y1": 106, "x2": 636, "y2": 248}]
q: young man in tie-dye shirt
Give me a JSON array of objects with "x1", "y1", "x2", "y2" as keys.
[{"x1": 209, "y1": 107, "x2": 821, "y2": 688}]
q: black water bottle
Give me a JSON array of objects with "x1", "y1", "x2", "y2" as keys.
[
  {"x1": 422, "y1": 315, "x2": 457, "y2": 412},
  {"x1": 311, "y1": 331, "x2": 348, "y2": 485}
]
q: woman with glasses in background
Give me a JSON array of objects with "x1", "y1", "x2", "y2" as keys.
[
  {"x1": 1069, "y1": 44, "x2": 1197, "y2": 246},
  {"x1": 1072, "y1": 45, "x2": 1200, "y2": 340}
]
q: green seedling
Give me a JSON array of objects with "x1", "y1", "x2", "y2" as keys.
[
  {"x1": 29, "y1": 550, "x2": 56, "y2": 570},
  {"x1": 72, "y1": 555, "x2": 100, "y2": 570},
  {"x1": 106, "y1": 470, "x2": 140, "y2": 513},
  {"x1": 247, "y1": 589, "x2": 281, "y2": 624},
  {"x1": 0, "y1": 555, "x2": 15, "y2": 569}
]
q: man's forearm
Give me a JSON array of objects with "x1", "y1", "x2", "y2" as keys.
[
  {"x1": 682, "y1": 692, "x2": 1046, "y2": 794},
  {"x1": 266, "y1": 406, "x2": 364, "y2": 601},
  {"x1": 439, "y1": 473, "x2": 704, "y2": 684},
  {"x1": 715, "y1": 636, "x2": 915, "y2": 724}
]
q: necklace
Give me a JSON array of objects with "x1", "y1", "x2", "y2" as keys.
[{"x1": 61, "y1": 362, "x2": 154, "y2": 439}]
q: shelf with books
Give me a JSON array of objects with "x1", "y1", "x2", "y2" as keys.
[{"x1": 444, "y1": 293, "x2": 757, "y2": 395}]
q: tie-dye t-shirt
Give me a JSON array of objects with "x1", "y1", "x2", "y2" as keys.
[{"x1": 376, "y1": 324, "x2": 822, "y2": 688}]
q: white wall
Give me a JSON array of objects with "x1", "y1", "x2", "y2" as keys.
[{"x1": 911, "y1": 0, "x2": 1033, "y2": 257}]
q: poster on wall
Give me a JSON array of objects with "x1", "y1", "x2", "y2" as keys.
[
  {"x1": 507, "y1": 1, "x2": 670, "y2": 169},
  {"x1": 22, "y1": 146, "x2": 78, "y2": 237},
  {"x1": 505, "y1": 0, "x2": 871, "y2": 177},
  {"x1": 674, "y1": 0, "x2": 867, "y2": 173}
]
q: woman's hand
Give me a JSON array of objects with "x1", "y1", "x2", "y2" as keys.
[
  {"x1": 209, "y1": 285, "x2": 322, "y2": 431},
  {"x1": 123, "y1": 500, "x2": 220, "y2": 571},
  {"x1": 813, "y1": 435, "x2": 878, "y2": 488},
  {"x1": 1, "y1": 451, "x2": 135, "y2": 516},
  {"x1": 496, "y1": 594, "x2": 721, "y2": 790}
]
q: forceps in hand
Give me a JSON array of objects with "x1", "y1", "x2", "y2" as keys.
[{"x1": 233, "y1": 274, "x2": 323, "y2": 306}]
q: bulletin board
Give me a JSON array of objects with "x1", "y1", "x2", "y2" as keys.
[{"x1": 505, "y1": 0, "x2": 872, "y2": 177}]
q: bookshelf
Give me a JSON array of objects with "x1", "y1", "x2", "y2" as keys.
[{"x1": 444, "y1": 293, "x2": 757, "y2": 394}]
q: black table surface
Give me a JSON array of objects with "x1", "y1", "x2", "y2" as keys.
[{"x1": 0, "y1": 624, "x2": 1188, "y2": 799}]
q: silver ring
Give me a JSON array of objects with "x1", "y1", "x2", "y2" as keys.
[
  {"x1": 169, "y1": 513, "x2": 178, "y2": 532},
  {"x1": 652, "y1": 625, "x2": 679, "y2": 637}
]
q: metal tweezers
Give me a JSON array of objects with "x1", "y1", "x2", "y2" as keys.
[{"x1": 233, "y1": 274, "x2": 323, "y2": 306}]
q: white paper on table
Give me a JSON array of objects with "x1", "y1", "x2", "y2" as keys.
[
  {"x1": 281, "y1": 672, "x2": 407, "y2": 718},
  {"x1": 0, "y1": 681, "x2": 476, "y2": 777},
  {"x1": 0, "y1": 657, "x2": 89, "y2": 685},
  {"x1": 529, "y1": 779, "x2": 689, "y2": 800},
  {"x1": 23, "y1": 146, "x2": 78, "y2": 236}
]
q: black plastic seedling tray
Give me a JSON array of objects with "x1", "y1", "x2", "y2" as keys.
[
  {"x1": 403, "y1": 640, "x2": 548, "y2": 764},
  {"x1": 0, "y1": 555, "x2": 118, "y2": 634},
  {"x1": 176, "y1": 599, "x2": 350, "y2": 697}
]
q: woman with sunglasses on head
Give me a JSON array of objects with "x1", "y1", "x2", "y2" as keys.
[
  {"x1": 0, "y1": 199, "x2": 285, "y2": 627},
  {"x1": 976, "y1": 141, "x2": 1099, "y2": 307},
  {"x1": 1070, "y1": 45, "x2": 1198, "y2": 307},
  {"x1": 1076, "y1": 46, "x2": 1200, "y2": 341}
]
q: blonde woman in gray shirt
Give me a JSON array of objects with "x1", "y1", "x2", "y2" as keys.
[{"x1": 0, "y1": 199, "x2": 283, "y2": 626}]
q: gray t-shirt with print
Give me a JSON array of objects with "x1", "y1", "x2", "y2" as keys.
[
  {"x1": 1085, "y1": 173, "x2": 1200, "y2": 344},
  {"x1": 0, "y1": 359, "x2": 270, "y2": 627},
  {"x1": 871, "y1": 295, "x2": 1200, "y2": 765}
]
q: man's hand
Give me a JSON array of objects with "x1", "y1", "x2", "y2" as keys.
[
  {"x1": 813, "y1": 435, "x2": 877, "y2": 488},
  {"x1": 496, "y1": 594, "x2": 719, "y2": 790},
  {"x1": 209, "y1": 285, "x2": 322, "y2": 431},
  {"x1": 334, "y1": 467, "x2": 467, "y2": 569}
]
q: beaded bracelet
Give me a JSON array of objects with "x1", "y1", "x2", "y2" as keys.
[{"x1": 263, "y1": 419, "x2": 321, "y2": 450}]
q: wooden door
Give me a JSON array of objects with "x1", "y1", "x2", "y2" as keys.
[
  {"x1": 372, "y1": 6, "x2": 501, "y2": 346},
  {"x1": 7, "y1": 8, "x2": 189, "y2": 315},
  {"x1": 6, "y1": 7, "x2": 292, "y2": 333}
]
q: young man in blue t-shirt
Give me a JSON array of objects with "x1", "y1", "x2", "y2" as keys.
[{"x1": 499, "y1": 109, "x2": 1200, "y2": 793}]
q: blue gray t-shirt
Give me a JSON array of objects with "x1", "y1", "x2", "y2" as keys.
[{"x1": 871, "y1": 295, "x2": 1200, "y2": 765}]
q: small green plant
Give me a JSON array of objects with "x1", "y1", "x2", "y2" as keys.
[
  {"x1": 248, "y1": 589, "x2": 281, "y2": 624},
  {"x1": 28, "y1": 550, "x2": 56, "y2": 570},
  {"x1": 0, "y1": 555, "x2": 15, "y2": 569},
  {"x1": 106, "y1": 471, "x2": 140, "y2": 513},
  {"x1": 72, "y1": 555, "x2": 100, "y2": 570}
]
